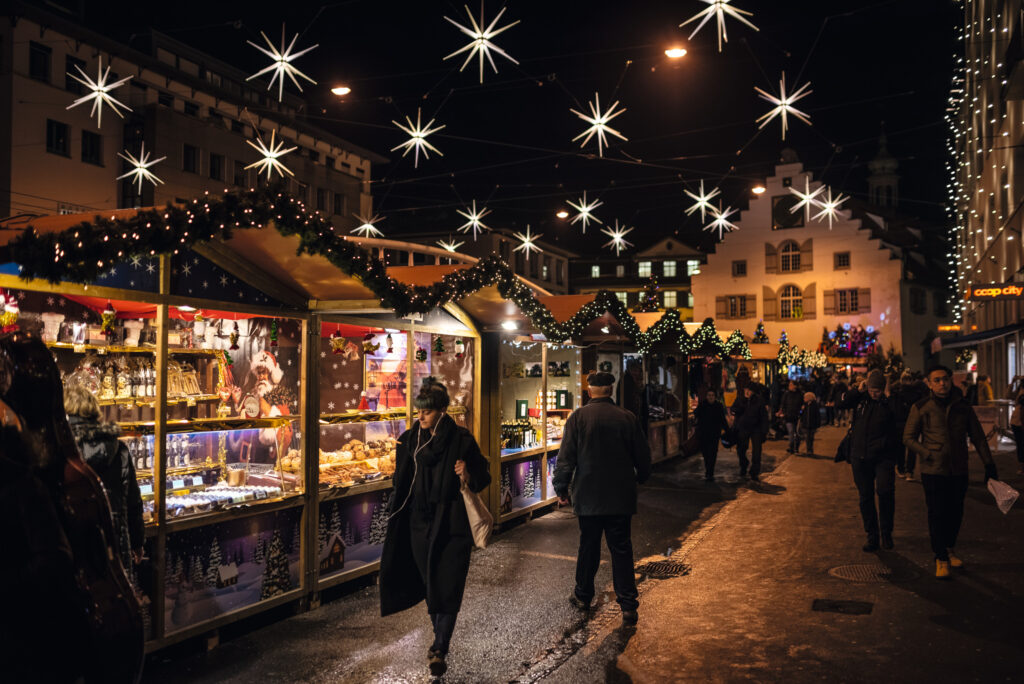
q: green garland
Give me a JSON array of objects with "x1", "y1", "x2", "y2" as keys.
[{"x1": 2, "y1": 185, "x2": 749, "y2": 359}]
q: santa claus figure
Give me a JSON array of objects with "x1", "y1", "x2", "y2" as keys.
[{"x1": 246, "y1": 350, "x2": 296, "y2": 447}]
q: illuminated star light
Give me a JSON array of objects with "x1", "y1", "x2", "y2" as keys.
[
  {"x1": 680, "y1": 0, "x2": 759, "y2": 53},
  {"x1": 703, "y1": 206, "x2": 739, "y2": 240},
  {"x1": 437, "y1": 236, "x2": 465, "y2": 253},
  {"x1": 443, "y1": 4, "x2": 520, "y2": 83},
  {"x1": 601, "y1": 220, "x2": 634, "y2": 256},
  {"x1": 391, "y1": 108, "x2": 445, "y2": 168},
  {"x1": 788, "y1": 176, "x2": 825, "y2": 217},
  {"x1": 245, "y1": 130, "x2": 297, "y2": 180},
  {"x1": 351, "y1": 213, "x2": 385, "y2": 238},
  {"x1": 684, "y1": 180, "x2": 721, "y2": 221},
  {"x1": 66, "y1": 57, "x2": 132, "y2": 128},
  {"x1": 755, "y1": 73, "x2": 812, "y2": 140},
  {"x1": 811, "y1": 187, "x2": 849, "y2": 229},
  {"x1": 116, "y1": 142, "x2": 166, "y2": 193},
  {"x1": 571, "y1": 93, "x2": 627, "y2": 157},
  {"x1": 246, "y1": 26, "x2": 318, "y2": 102},
  {"x1": 512, "y1": 225, "x2": 543, "y2": 262},
  {"x1": 456, "y1": 200, "x2": 491, "y2": 240},
  {"x1": 567, "y1": 192, "x2": 604, "y2": 233}
]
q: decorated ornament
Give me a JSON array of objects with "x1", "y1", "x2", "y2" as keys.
[
  {"x1": 194, "y1": 310, "x2": 204, "y2": 322},
  {"x1": 601, "y1": 220, "x2": 634, "y2": 255},
  {"x1": 116, "y1": 142, "x2": 166, "y2": 192},
  {"x1": 456, "y1": 200, "x2": 491, "y2": 240},
  {"x1": 329, "y1": 329, "x2": 346, "y2": 355},
  {"x1": 788, "y1": 176, "x2": 825, "y2": 218},
  {"x1": 755, "y1": 73, "x2": 812, "y2": 140},
  {"x1": 386, "y1": 333, "x2": 394, "y2": 354},
  {"x1": 567, "y1": 192, "x2": 603, "y2": 233},
  {"x1": 245, "y1": 25, "x2": 318, "y2": 102},
  {"x1": 512, "y1": 225, "x2": 543, "y2": 262},
  {"x1": 0, "y1": 293, "x2": 19, "y2": 333},
  {"x1": 100, "y1": 301, "x2": 117, "y2": 338},
  {"x1": 684, "y1": 180, "x2": 721, "y2": 221},
  {"x1": 454, "y1": 338, "x2": 465, "y2": 359},
  {"x1": 357, "y1": 390, "x2": 370, "y2": 411},
  {"x1": 229, "y1": 321, "x2": 240, "y2": 351},
  {"x1": 66, "y1": 56, "x2": 132, "y2": 128},
  {"x1": 679, "y1": 0, "x2": 759, "y2": 53},
  {"x1": 810, "y1": 186, "x2": 849, "y2": 229},
  {"x1": 415, "y1": 346, "x2": 428, "y2": 362},
  {"x1": 570, "y1": 93, "x2": 627, "y2": 157},
  {"x1": 270, "y1": 320, "x2": 279, "y2": 347},
  {"x1": 351, "y1": 213, "x2": 385, "y2": 238},
  {"x1": 224, "y1": 351, "x2": 234, "y2": 367},
  {"x1": 443, "y1": 4, "x2": 520, "y2": 83},
  {"x1": 245, "y1": 130, "x2": 297, "y2": 180},
  {"x1": 703, "y1": 205, "x2": 739, "y2": 240},
  {"x1": 433, "y1": 336, "x2": 446, "y2": 354},
  {"x1": 437, "y1": 236, "x2": 465, "y2": 253},
  {"x1": 363, "y1": 333, "x2": 380, "y2": 354},
  {"x1": 391, "y1": 108, "x2": 445, "y2": 168}
]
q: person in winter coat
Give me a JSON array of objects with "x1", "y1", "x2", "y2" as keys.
[
  {"x1": 892, "y1": 370, "x2": 928, "y2": 480},
  {"x1": 379, "y1": 377, "x2": 490, "y2": 677},
  {"x1": 553, "y1": 371, "x2": 651, "y2": 627},
  {"x1": 798, "y1": 392, "x2": 821, "y2": 456},
  {"x1": 976, "y1": 374, "x2": 994, "y2": 404},
  {"x1": 731, "y1": 384, "x2": 769, "y2": 481},
  {"x1": 903, "y1": 365, "x2": 998, "y2": 579},
  {"x1": 694, "y1": 389, "x2": 729, "y2": 481},
  {"x1": 838, "y1": 370, "x2": 902, "y2": 552},
  {"x1": 778, "y1": 380, "x2": 804, "y2": 454},
  {"x1": 63, "y1": 384, "x2": 144, "y2": 573},
  {"x1": 828, "y1": 376, "x2": 850, "y2": 426}
]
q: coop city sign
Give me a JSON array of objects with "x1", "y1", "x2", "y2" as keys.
[{"x1": 966, "y1": 284, "x2": 1024, "y2": 300}]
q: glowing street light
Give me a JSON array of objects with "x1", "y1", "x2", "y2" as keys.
[
  {"x1": 331, "y1": 86, "x2": 352, "y2": 96},
  {"x1": 752, "y1": 184, "x2": 766, "y2": 194},
  {"x1": 665, "y1": 47, "x2": 688, "y2": 58},
  {"x1": 556, "y1": 210, "x2": 570, "y2": 219}
]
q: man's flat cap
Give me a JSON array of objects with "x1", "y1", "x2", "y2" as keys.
[{"x1": 587, "y1": 371, "x2": 616, "y2": 387}]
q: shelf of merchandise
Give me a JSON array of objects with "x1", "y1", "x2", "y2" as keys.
[
  {"x1": 499, "y1": 444, "x2": 548, "y2": 461},
  {"x1": 319, "y1": 408, "x2": 409, "y2": 425},
  {"x1": 99, "y1": 393, "x2": 220, "y2": 408},
  {"x1": 317, "y1": 476, "x2": 395, "y2": 503},
  {"x1": 46, "y1": 341, "x2": 219, "y2": 356},
  {"x1": 118, "y1": 415, "x2": 298, "y2": 435},
  {"x1": 163, "y1": 494, "x2": 306, "y2": 534}
]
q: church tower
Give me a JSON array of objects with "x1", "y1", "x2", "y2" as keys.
[{"x1": 867, "y1": 127, "x2": 899, "y2": 210}]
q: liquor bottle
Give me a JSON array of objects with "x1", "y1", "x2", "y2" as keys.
[
  {"x1": 146, "y1": 361, "x2": 156, "y2": 397},
  {"x1": 145, "y1": 436, "x2": 154, "y2": 470}
]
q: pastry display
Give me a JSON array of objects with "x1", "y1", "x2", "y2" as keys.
[{"x1": 315, "y1": 436, "x2": 397, "y2": 487}]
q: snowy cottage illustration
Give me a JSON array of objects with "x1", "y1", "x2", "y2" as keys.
[{"x1": 319, "y1": 532, "x2": 346, "y2": 574}]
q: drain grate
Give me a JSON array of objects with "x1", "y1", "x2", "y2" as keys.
[
  {"x1": 812, "y1": 598, "x2": 873, "y2": 615},
  {"x1": 828, "y1": 563, "x2": 918, "y2": 583},
  {"x1": 635, "y1": 560, "x2": 690, "y2": 579}
]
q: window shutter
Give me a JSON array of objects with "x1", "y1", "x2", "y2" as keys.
[
  {"x1": 858, "y1": 288, "x2": 871, "y2": 313},
  {"x1": 802, "y1": 282, "x2": 816, "y2": 320},
  {"x1": 765, "y1": 243, "x2": 778, "y2": 274},
  {"x1": 744, "y1": 294, "x2": 757, "y2": 319},
  {"x1": 823, "y1": 289, "x2": 836, "y2": 316},
  {"x1": 715, "y1": 296, "x2": 728, "y2": 318},
  {"x1": 800, "y1": 238, "x2": 814, "y2": 271},
  {"x1": 762, "y1": 286, "x2": 778, "y2": 321}
]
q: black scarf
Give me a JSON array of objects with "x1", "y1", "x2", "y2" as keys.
[{"x1": 411, "y1": 414, "x2": 455, "y2": 517}]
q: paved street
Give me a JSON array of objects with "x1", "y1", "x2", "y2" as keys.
[{"x1": 143, "y1": 426, "x2": 1024, "y2": 683}]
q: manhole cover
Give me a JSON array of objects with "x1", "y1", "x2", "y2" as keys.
[
  {"x1": 812, "y1": 598, "x2": 873, "y2": 615},
  {"x1": 636, "y1": 560, "x2": 690, "y2": 579},
  {"x1": 828, "y1": 563, "x2": 918, "y2": 582}
]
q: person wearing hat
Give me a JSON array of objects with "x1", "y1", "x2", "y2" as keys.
[
  {"x1": 553, "y1": 370, "x2": 651, "y2": 626},
  {"x1": 837, "y1": 369, "x2": 902, "y2": 552},
  {"x1": 798, "y1": 391, "x2": 822, "y2": 456}
]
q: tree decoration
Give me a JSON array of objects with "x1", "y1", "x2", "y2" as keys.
[
  {"x1": 752, "y1": 320, "x2": 769, "y2": 344},
  {"x1": 455, "y1": 338, "x2": 465, "y2": 359},
  {"x1": 811, "y1": 186, "x2": 849, "y2": 229},
  {"x1": 100, "y1": 301, "x2": 117, "y2": 338},
  {"x1": 245, "y1": 26, "x2": 318, "y2": 102},
  {"x1": 755, "y1": 73, "x2": 812, "y2": 140},
  {"x1": 362, "y1": 333, "x2": 380, "y2": 354},
  {"x1": 385, "y1": 333, "x2": 394, "y2": 354},
  {"x1": 512, "y1": 225, "x2": 543, "y2": 262},
  {"x1": 245, "y1": 130, "x2": 297, "y2": 180},
  {"x1": 350, "y1": 213, "x2": 385, "y2": 238},
  {"x1": 223, "y1": 350, "x2": 234, "y2": 367},
  {"x1": 437, "y1": 236, "x2": 465, "y2": 253},
  {"x1": 955, "y1": 347, "x2": 974, "y2": 370},
  {"x1": 684, "y1": 180, "x2": 721, "y2": 221},
  {"x1": 679, "y1": 0, "x2": 758, "y2": 53},
  {"x1": 329, "y1": 329, "x2": 346, "y2": 355},
  {"x1": 634, "y1": 277, "x2": 661, "y2": 313},
  {"x1": 455, "y1": 199, "x2": 491, "y2": 240},
  {"x1": 703, "y1": 205, "x2": 739, "y2": 240},
  {"x1": 391, "y1": 108, "x2": 444, "y2": 168},
  {"x1": 0, "y1": 292, "x2": 19, "y2": 333},
  {"x1": 778, "y1": 332, "x2": 826, "y2": 371},
  {"x1": 443, "y1": 4, "x2": 520, "y2": 83},
  {"x1": 566, "y1": 191, "x2": 603, "y2": 233},
  {"x1": 819, "y1": 323, "x2": 879, "y2": 358},
  {"x1": 270, "y1": 319, "x2": 279, "y2": 347},
  {"x1": 415, "y1": 346, "x2": 428, "y2": 362},
  {"x1": 601, "y1": 220, "x2": 634, "y2": 255},
  {"x1": 116, "y1": 142, "x2": 166, "y2": 193},
  {"x1": 788, "y1": 176, "x2": 825, "y2": 218},
  {"x1": 229, "y1": 322, "x2": 240, "y2": 351},
  {"x1": 433, "y1": 336, "x2": 446, "y2": 354},
  {"x1": 571, "y1": 93, "x2": 627, "y2": 157},
  {"x1": 65, "y1": 56, "x2": 132, "y2": 128}
]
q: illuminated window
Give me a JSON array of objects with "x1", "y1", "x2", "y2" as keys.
[
  {"x1": 780, "y1": 285, "x2": 802, "y2": 319},
  {"x1": 663, "y1": 260, "x2": 677, "y2": 277},
  {"x1": 638, "y1": 261, "x2": 652, "y2": 277},
  {"x1": 780, "y1": 241, "x2": 801, "y2": 272},
  {"x1": 616, "y1": 291, "x2": 628, "y2": 306},
  {"x1": 664, "y1": 291, "x2": 677, "y2": 308},
  {"x1": 728, "y1": 296, "x2": 746, "y2": 318},
  {"x1": 591, "y1": 265, "x2": 601, "y2": 278},
  {"x1": 686, "y1": 260, "x2": 701, "y2": 276},
  {"x1": 837, "y1": 288, "x2": 858, "y2": 314},
  {"x1": 616, "y1": 264, "x2": 625, "y2": 277}
]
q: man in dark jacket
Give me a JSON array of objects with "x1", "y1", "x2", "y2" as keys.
[
  {"x1": 892, "y1": 370, "x2": 928, "y2": 480},
  {"x1": 694, "y1": 389, "x2": 729, "y2": 481},
  {"x1": 903, "y1": 365, "x2": 998, "y2": 579},
  {"x1": 798, "y1": 391, "x2": 822, "y2": 456},
  {"x1": 839, "y1": 369, "x2": 902, "y2": 552},
  {"x1": 730, "y1": 384, "x2": 769, "y2": 481},
  {"x1": 778, "y1": 380, "x2": 803, "y2": 453},
  {"x1": 828, "y1": 376, "x2": 849, "y2": 426},
  {"x1": 554, "y1": 371, "x2": 651, "y2": 626}
]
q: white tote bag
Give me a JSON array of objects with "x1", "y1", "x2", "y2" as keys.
[
  {"x1": 461, "y1": 481, "x2": 494, "y2": 548},
  {"x1": 987, "y1": 479, "x2": 1020, "y2": 515}
]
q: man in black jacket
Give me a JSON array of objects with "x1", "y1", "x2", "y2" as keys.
[
  {"x1": 554, "y1": 371, "x2": 651, "y2": 626},
  {"x1": 778, "y1": 380, "x2": 804, "y2": 453},
  {"x1": 731, "y1": 384, "x2": 769, "y2": 481},
  {"x1": 892, "y1": 370, "x2": 928, "y2": 480}
]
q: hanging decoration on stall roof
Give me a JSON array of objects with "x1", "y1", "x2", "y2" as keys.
[
  {"x1": 116, "y1": 142, "x2": 166, "y2": 192},
  {"x1": 329, "y1": 329, "x2": 346, "y2": 355},
  {"x1": 391, "y1": 108, "x2": 445, "y2": 169},
  {"x1": 0, "y1": 292, "x2": 19, "y2": 333},
  {"x1": 454, "y1": 338, "x2": 465, "y2": 359},
  {"x1": 752, "y1": 320, "x2": 769, "y2": 344},
  {"x1": 679, "y1": 0, "x2": 759, "y2": 53},
  {"x1": 100, "y1": 301, "x2": 117, "y2": 338},
  {"x1": 269, "y1": 320, "x2": 279, "y2": 348},
  {"x1": 385, "y1": 333, "x2": 394, "y2": 354},
  {"x1": 229, "y1": 322, "x2": 240, "y2": 351},
  {"x1": 245, "y1": 25, "x2": 319, "y2": 102},
  {"x1": 755, "y1": 73, "x2": 812, "y2": 140},
  {"x1": 684, "y1": 180, "x2": 721, "y2": 221},
  {"x1": 415, "y1": 346, "x2": 428, "y2": 362},
  {"x1": 955, "y1": 347, "x2": 975, "y2": 370},
  {"x1": 455, "y1": 200, "x2": 492, "y2": 240},
  {"x1": 433, "y1": 336, "x2": 446, "y2": 354},
  {"x1": 65, "y1": 56, "x2": 132, "y2": 128},
  {"x1": 570, "y1": 93, "x2": 627, "y2": 158},
  {"x1": 566, "y1": 192, "x2": 603, "y2": 233},
  {"x1": 633, "y1": 277, "x2": 661, "y2": 313},
  {"x1": 443, "y1": 4, "x2": 520, "y2": 83},
  {"x1": 362, "y1": 333, "x2": 380, "y2": 354}
]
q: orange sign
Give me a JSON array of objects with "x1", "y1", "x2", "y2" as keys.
[
  {"x1": 966, "y1": 284, "x2": 1024, "y2": 300},
  {"x1": 937, "y1": 324, "x2": 961, "y2": 332}
]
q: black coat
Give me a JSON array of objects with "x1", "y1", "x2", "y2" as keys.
[
  {"x1": 379, "y1": 414, "x2": 490, "y2": 617},
  {"x1": 694, "y1": 400, "x2": 728, "y2": 444},
  {"x1": 552, "y1": 398, "x2": 651, "y2": 516},
  {"x1": 799, "y1": 401, "x2": 822, "y2": 430},
  {"x1": 731, "y1": 392, "x2": 769, "y2": 436},
  {"x1": 839, "y1": 389, "x2": 901, "y2": 462},
  {"x1": 779, "y1": 389, "x2": 803, "y2": 421}
]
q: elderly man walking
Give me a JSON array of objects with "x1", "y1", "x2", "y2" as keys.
[{"x1": 553, "y1": 371, "x2": 651, "y2": 626}]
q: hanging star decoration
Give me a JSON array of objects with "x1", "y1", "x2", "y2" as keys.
[
  {"x1": 351, "y1": 213, "x2": 385, "y2": 238},
  {"x1": 391, "y1": 108, "x2": 445, "y2": 168},
  {"x1": 810, "y1": 187, "x2": 849, "y2": 229},
  {"x1": 65, "y1": 56, "x2": 132, "y2": 128},
  {"x1": 566, "y1": 192, "x2": 604, "y2": 233},
  {"x1": 570, "y1": 93, "x2": 627, "y2": 157},
  {"x1": 512, "y1": 225, "x2": 543, "y2": 262},
  {"x1": 679, "y1": 0, "x2": 759, "y2": 52},
  {"x1": 601, "y1": 220, "x2": 634, "y2": 256},
  {"x1": 116, "y1": 142, "x2": 166, "y2": 193},
  {"x1": 755, "y1": 73, "x2": 812, "y2": 140},
  {"x1": 245, "y1": 130, "x2": 297, "y2": 180},
  {"x1": 437, "y1": 236, "x2": 465, "y2": 253},
  {"x1": 455, "y1": 200, "x2": 491, "y2": 240},
  {"x1": 703, "y1": 205, "x2": 739, "y2": 240},
  {"x1": 245, "y1": 26, "x2": 318, "y2": 102},
  {"x1": 443, "y1": 4, "x2": 520, "y2": 83},
  {"x1": 684, "y1": 180, "x2": 721, "y2": 221},
  {"x1": 788, "y1": 176, "x2": 825, "y2": 217}
]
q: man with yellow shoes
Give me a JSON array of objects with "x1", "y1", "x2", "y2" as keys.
[{"x1": 903, "y1": 365, "x2": 998, "y2": 579}]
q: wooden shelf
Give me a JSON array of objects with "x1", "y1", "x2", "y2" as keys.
[
  {"x1": 101, "y1": 393, "x2": 220, "y2": 408},
  {"x1": 318, "y1": 477, "x2": 394, "y2": 502},
  {"x1": 500, "y1": 444, "x2": 548, "y2": 461},
  {"x1": 319, "y1": 409, "x2": 408, "y2": 425},
  {"x1": 46, "y1": 342, "x2": 219, "y2": 356},
  {"x1": 119, "y1": 415, "x2": 299, "y2": 435}
]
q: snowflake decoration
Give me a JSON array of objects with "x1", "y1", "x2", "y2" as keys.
[
  {"x1": 245, "y1": 26, "x2": 318, "y2": 102},
  {"x1": 679, "y1": 0, "x2": 759, "y2": 53},
  {"x1": 320, "y1": 351, "x2": 326, "y2": 358},
  {"x1": 810, "y1": 187, "x2": 849, "y2": 229},
  {"x1": 788, "y1": 176, "x2": 825, "y2": 217},
  {"x1": 145, "y1": 263, "x2": 155, "y2": 274},
  {"x1": 512, "y1": 225, "x2": 543, "y2": 262},
  {"x1": 219, "y1": 275, "x2": 229, "y2": 287},
  {"x1": 65, "y1": 57, "x2": 132, "y2": 128},
  {"x1": 684, "y1": 180, "x2": 721, "y2": 221},
  {"x1": 245, "y1": 130, "x2": 297, "y2": 180},
  {"x1": 129, "y1": 256, "x2": 142, "y2": 268},
  {"x1": 391, "y1": 108, "x2": 444, "y2": 168},
  {"x1": 443, "y1": 4, "x2": 520, "y2": 83},
  {"x1": 350, "y1": 213, "x2": 385, "y2": 238},
  {"x1": 333, "y1": 382, "x2": 341, "y2": 390},
  {"x1": 437, "y1": 236, "x2": 466, "y2": 253},
  {"x1": 46, "y1": 296, "x2": 55, "y2": 307},
  {"x1": 566, "y1": 192, "x2": 603, "y2": 233},
  {"x1": 755, "y1": 73, "x2": 812, "y2": 140},
  {"x1": 455, "y1": 200, "x2": 491, "y2": 239},
  {"x1": 601, "y1": 220, "x2": 634, "y2": 256},
  {"x1": 182, "y1": 264, "x2": 192, "y2": 276},
  {"x1": 327, "y1": 401, "x2": 335, "y2": 411},
  {"x1": 570, "y1": 93, "x2": 627, "y2": 157},
  {"x1": 703, "y1": 206, "x2": 739, "y2": 240}
]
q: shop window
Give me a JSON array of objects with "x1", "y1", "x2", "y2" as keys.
[
  {"x1": 333, "y1": 192, "x2": 346, "y2": 216},
  {"x1": 686, "y1": 259, "x2": 701, "y2": 276},
  {"x1": 81, "y1": 130, "x2": 102, "y2": 166},
  {"x1": 309, "y1": 149, "x2": 320, "y2": 163},
  {"x1": 687, "y1": 292, "x2": 694, "y2": 307},
  {"x1": 780, "y1": 284, "x2": 802, "y2": 319},
  {"x1": 591, "y1": 264, "x2": 601, "y2": 278},
  {"x1": 209, "y1": 153, "x2": 224, "y2": 181},
  {"x1": 29, "y1": 41, "x2": 51, "y2": 82},
  {"x1": 542, "y1": 257, "x2": 551, "y2": 281},
  {"x1": 664, "y1": 290, "x2": 677, "y2": 308},
  {"x1": 556, "y1": 260, "x2": 564, "y2": 286},
  {"x1": 45, "y1": 119, "x2": 70, "y2": 157},
  {"x1": 616, "y1": 264, "x2": 625, "y2": 277},
  {"x1": 499, "y1": 240, "x2": 510, "y2": 261},
  {"x1": 780, "y1": 241, "x2": 801, "y2": 272},
  {"x1": 638, "y1": 261, "x2": 652, "y2": 277},
  {"x1": 182, "y1": 144, "x2": 198, "y2": 173},
  {"x1": 834, "y1": 251, "x2": 851, "y2": 270},
  {"x1": 837, "y1": 288, "x2": 859, "y2": 314},
  {"x1": 65, "y1": 55, "x2": 86, "y2": 93},
  {"x1": 663, "y1": 260, "x2": 677, "y2": 277},
  {"x1": 616, "y1": 291, "x2": 628, "y2": 306},
  {"x1": 732, "y1": 260, "x2": 747, "y2": 277},
  {"x1": 910, "y1": 287, "x2": 927, "y2": 315}
]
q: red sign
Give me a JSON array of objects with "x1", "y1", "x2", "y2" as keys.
[{"x1": 966, "y1": 284, "x2": 1024, "y2": 300}]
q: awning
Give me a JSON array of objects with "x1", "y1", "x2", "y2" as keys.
[{"x1": 940, "y1": 322, "x2": 1024, "y2": 349}]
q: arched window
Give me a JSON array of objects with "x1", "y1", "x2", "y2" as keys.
[
  {"x1": 780, "y1": 241, "x2": 801, "y2": 272},
  {"x1": 780, "y1": 284, "x2": 802, "y2": 319}
]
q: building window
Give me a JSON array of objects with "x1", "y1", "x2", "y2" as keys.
[
  {"x1": 910, "y1": 287, "x2": 927, "y2": 315},
  {"x1": 934, "y1": 294, "x2": 947, "y2": 318},
  {"x1": 326, "y1": 155, "x2": 335, "y2": 169},
  {"x1": 780, "y1": 284, "x2": 802, "y2": 319},
  {"x1": 29, "y1": 42, "x2": 51, "y2": 82},
  {"x1": 732, "y1": 260, "x2": 747, "y2": 277},
  {"x1": 182, "y1": 144, "x2": 198, "y2": 173},
  {"x1": 541, "y1": 261, "x2": 549, "y2": 280},
  {"x1": 616, "y1": 264, "x2": 625, "y2": 278},
  {"x1": 333, "y1": 192, "x2": 346, "y2": 216},
  {"x1": 309, "y1": 149, "x2": 320, "y2": 163},
  {"x1": 158, "y1": 91, "x2": 173, "y2": 107},
  {"x1": 65, "y1": 55, "x2": 86, "y2": 93},
  {"x1": 780, "y1": 241, "x2": 801, "y2": 272},
  {"x1": 297, "y1": 182, "x2": 309, "y2": 203},
  {"x1": 837, "y1": 288, "x2": 859, "y2": 314},
  {"x1": 663, "y1": 260, "x2": 677, "y2": 277},
  {"x1": 80, "y1": 130, "x2": 102, "y2": 166},
  {"x1": 591, "y1": 264, "x2": 601, "y2": 278},
  {"x1": 233, "y1": 160, "x2": 246, "y2": 187},
  {"x1": 316, "y1": 188, "x2": 327, "y2": 211},
  {"x1": 231, "y1": 119, "x2": 244, "y2": 133},
  {"x1": 638, "y1": 261, "x2": 652, "y2": 277},
  {"x1": 834, "y1": 251, "x2": 851, "y2": 270},
  {"x1": 687, "y1": 259, "x2": 701, "y2": 276},
  {"x1": 45, "y1": 119, "x2": 70, "y2": 157},
  {"x1": 728, "y1": 295, "x2": 747, "y2": 318},
  {"x1": 209, "y1": 153, "x2": 224, "y2": 181},
  {"x1": 499, "y1": 240, "x2": 510, "y2": 262},
  {"x1": 664, "y1": 291, "x2": 677, "y2": 308},
  {"x1": 687, "y1": 292, "x2": 694, "y2": 307},
  {"x1": 616, "y1": 292, "x2": 628, "y2": 306},
  {"x1": 556, "y1": 261, "x2": 564, "y2": 286},
  {"x1": 184, "y1": 101, "x2": 199, "y2": 117}
]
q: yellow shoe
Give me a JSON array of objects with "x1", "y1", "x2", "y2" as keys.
[
  {"x1": 947, "y1": 550, "x2": 963, "y2": 568},
  {"x1": 935, "y1": 559, "x2": 951, "y2": 579}
]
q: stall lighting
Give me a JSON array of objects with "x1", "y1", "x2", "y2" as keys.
[
  {"x1": 501, "y1": 320, "x2": 517, "y2": 331},
  {"x1": 600, "y1": 326, "x2": 610, "y2": 334},
  {"x1": 177, "y1": 305, "x2": 196, "y2": 312},
  {"x1": 665, "y1": 47, "x2": 687, "y2": 58}
]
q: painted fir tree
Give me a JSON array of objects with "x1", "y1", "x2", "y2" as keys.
[
  {"x1": 290, "y1": 521, "x2": 301, "y2": 555},
  {"x1": 253, "y1": 535, "x2": 266, "y2": 564},
  {"x1": 368, "y1": 493, "x2": 390, "y2": 546},
  {"x1": 343, "y1": 521, "x2": 355, "y2": 546},
  {"x1": 190, "y1": 556, "x2": 205, "y2": 589},
  {"x1": 205, "y1": 538, "x2": 223, "y2": 587},
  {"x1": 523, "y1": 462, "x2": 536, "y2": 499},
  {"x1": 259, "y1": 530, "x2": 292, "y2": 600},
  {"x1": 317, "y1": 512, "x2": 329, "y2": 553},
  {"x1": 329, "y1": 504, "x2": 343, "y2": 540}
]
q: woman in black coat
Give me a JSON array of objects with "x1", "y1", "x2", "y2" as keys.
[{"x1": 379, "y1": 377, "x2": 490, "y2": 677}]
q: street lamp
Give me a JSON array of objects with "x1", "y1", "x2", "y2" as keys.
[
  {"x1": 331, "y1": 86, "x2": 352, "y2": 96},
  {"x1": 556, "y1": 209, "x2": 569, "y2": 219},
  {"x1": 665, "y1": 47, "x2": 687, "y2": 59},
  {"x1": 752, "y1": 184, "x2": 766, "y2": 195}
]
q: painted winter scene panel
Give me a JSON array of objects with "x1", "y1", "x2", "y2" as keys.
[
  {"x1": 318, "y1": 488, "x2": 391, "y2": 581},
  {"x1": 164, "y1": 507, "x2": 302, "y2": 634},
  {"x1": 500, "y1": 458, "x2": 542, "y2": 515},
  {"x1": 546, "y1": 455, "x2": 557, "y2": 501}
]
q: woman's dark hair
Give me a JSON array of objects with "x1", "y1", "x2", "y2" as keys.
[{"x1": 414, "y1": 376, "x2": 450, "y2": 410}]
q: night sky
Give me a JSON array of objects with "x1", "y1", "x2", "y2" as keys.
[{"x1": 75, "y1": 0, "x2": 958, "y2": 255}]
